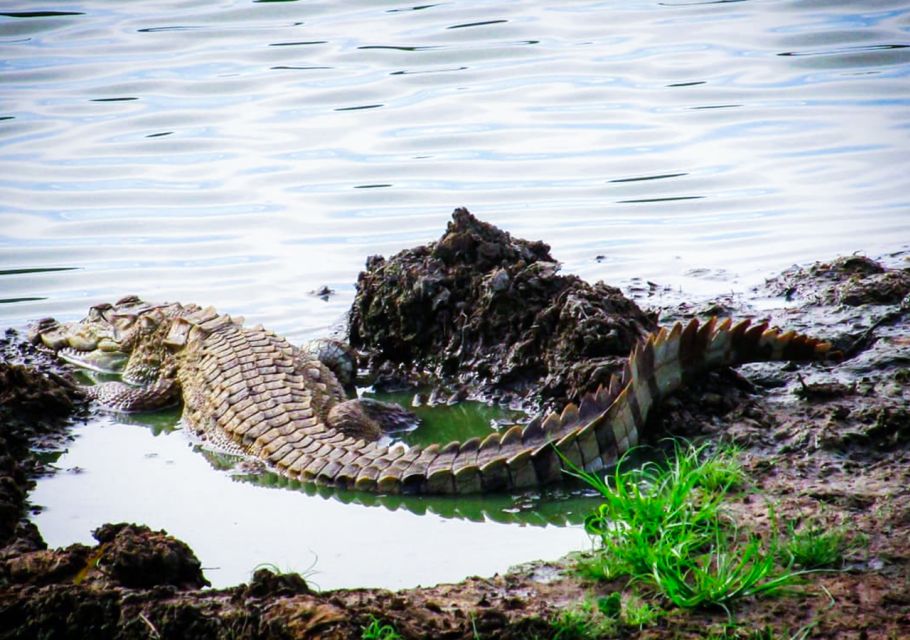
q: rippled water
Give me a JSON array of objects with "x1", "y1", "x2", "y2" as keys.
[{"x1": 4, "y1": 1, "x2": 910, "y2": 588}]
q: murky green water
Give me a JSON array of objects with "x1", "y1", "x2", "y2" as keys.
[
  {"x1": 5, "y1": 0, "x2": 910, "y2": 588},
  {"x1": 366, "y1": 389, "x2": 525, "y2": 447},
  {"x1": 30, "y1": 403, "x2": 598, "y2": 589}
]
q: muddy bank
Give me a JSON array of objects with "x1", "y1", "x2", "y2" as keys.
[
  {"x1": 0, "y1": 330, "x2": 86, "y2": 547},
  {"x1": 1, "y1": 218, "x2": 909, "y2": 638}
]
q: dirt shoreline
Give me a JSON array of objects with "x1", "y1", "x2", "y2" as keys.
[{"x1": 1, "y1": 243, "x2": 908, "y2": 638}]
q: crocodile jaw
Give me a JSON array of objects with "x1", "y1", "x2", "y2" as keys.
[{"x1": 57, "y1": 346, "x2": 129, "y2": 374}]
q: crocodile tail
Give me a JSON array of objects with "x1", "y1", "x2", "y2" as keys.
[
  {"x1": 539, "y1": 318, "x2": 837, "y2": 481},
  {"x1": 543, "y1": 316, "x2": 837, "y2": 479},
  {"x1": 350, "y1": 317, "x2": 834, "y2": 495}
]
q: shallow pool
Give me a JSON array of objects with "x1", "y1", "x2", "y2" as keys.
[{"x1": 31, "y1": 407, "x2": 597, "y2": 589}]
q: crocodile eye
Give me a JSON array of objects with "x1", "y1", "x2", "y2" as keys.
[
  {"x1": 139, "y1": 315, "x2": 159, "y2": 331},
  {"x1": 88, "y1": 303, "x2": 113, "y2": 321}
]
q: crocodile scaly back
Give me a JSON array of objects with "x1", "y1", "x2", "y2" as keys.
[{"x1": 43, "y1": 299, "x2": 834, "y2": 495}]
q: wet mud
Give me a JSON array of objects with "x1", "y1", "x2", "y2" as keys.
[
  {"x1": 0, "y1": 330, "x2": 86, "y2": 545},
  {"x1": 1, "y1": 215, "x2": 908, "y2": 638},
  {"x1": 349, "y1": 208, "x2": 655, "y2": 409}
]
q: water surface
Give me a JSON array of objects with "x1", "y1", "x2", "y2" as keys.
[
  {"x1": 30, "y1": 413, "x2": 594, "y2": 590},
  {"x1": 4, "y1": 0, "x2": 910, "y2": 588}
]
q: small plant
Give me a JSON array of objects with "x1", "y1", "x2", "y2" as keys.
[
  {"x1": 250, "y1": 554, "x2": 320, "y2": 589},
  {"x1": 704, "y1": 622, "x2": 816, "y2": 640},
  {"x1": 694, "y1": 444, "x2": 745, "y2": 493},
  {"x1": 784, "y1": 521, "x2": 848, "y2": 569},
  {"x1": 251, "y1": 562, "x2": 283, "y2": 574},
  {"x1": 648, "y1": 524, "x2": 804, "y2": 609},
  {"x1": 621, "y1": 593, "x2": 662, "y2": 628},
  {"x1": 470, "y1": 614, "x2": 481, "y2": 640},
  {"x1": 361, "y1": 615, "x2": 402, "y2": 640},
  {"x1": 571, "y1": 551, "x2": 622, "y2": 582},
  {"x1": 549, "y1": 599, "x2": 617, "y2": 640},
  {"x1": 595, "y1": 592, "x2": 621, "y2": 619},
  {"x1": 573, "y1": 443, "x2": 731, "y2": 580}
]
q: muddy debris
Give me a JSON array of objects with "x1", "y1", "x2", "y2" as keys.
[
  {"x1": 90, "y1": 523, "x2": 209, "y2": 589},
  {"x1": 765, "y1": 254, "x2": 910, "y2": 307},
  {"x1": 349, "y1": 207, "x2": 655, "y2": 408},
  {"x1": 0, "y1": 361, "x2": 80, "y2": 420},
  {"x1": 0, "y1": 330, "x2": 86, "y2": 546}
]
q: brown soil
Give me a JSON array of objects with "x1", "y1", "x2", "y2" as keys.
[{"x1": 1, "y1": 216, "x2": 908, "y2": 639}]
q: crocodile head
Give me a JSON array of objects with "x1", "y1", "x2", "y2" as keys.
[{"x1": 31, "y1": 295, "x2": 185, "y2": 382}]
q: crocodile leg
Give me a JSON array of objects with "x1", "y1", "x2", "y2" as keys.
[
  {"x1": 326, "y1": 397, "x2": 419, "y2": 441},
  {"x1": 299, "y1": 338, "x2": 357, "y2": 391}
]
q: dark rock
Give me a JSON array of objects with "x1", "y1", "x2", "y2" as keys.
[
  {"x1": 0, "y1": 361, "x2": 81, "y2": 419},
  {"x1": 794, "y1": 380, "x2": 855, "y2": 401},
  {"x1": 1, "y1": 542, "x2": 92, "y2": 586},
  {"x1": 310, "y1": 285, "x2": 336, "y2": 301},
  {"x1": 0, "y1": 332, "x2": 85, "y2": 547}
]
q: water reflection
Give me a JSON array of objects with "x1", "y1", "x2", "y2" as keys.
[
  {"x1": 31, "y1": 410, "x2": 595, "y2": 589},
  {"x1": 231, "y1": 464, "x2": 594, "y2": 527}
]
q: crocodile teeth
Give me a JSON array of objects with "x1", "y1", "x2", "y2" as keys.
[{"x1": 58, "y1": 347, "x2": 128, "y2": 374}]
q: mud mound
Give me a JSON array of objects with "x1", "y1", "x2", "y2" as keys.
[
  {"x1": 349, "y1": 208, "x2": 655, "y2": 406},
  {"x1": 3, "y1": 523, "x2": 208, "y2": 592},
  {"x1": 90, "y1": 523, "x2": 209, "y2": 590},
  {"x1": 0, "y1": 362, "x2": 80, "y2": 420},
  {"x1": 0, "y1": 327, "x2": 86, "y2": 424},
  {"x1": 765, "y1": 255, "x2": 910, "y2": 306}
]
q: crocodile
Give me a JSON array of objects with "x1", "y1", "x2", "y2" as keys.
[{"x1": 31, "y1": 294, "x2": 835, "y2": 494}]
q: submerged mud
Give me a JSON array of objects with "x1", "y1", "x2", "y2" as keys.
[{"x1": 1, "y1": 219, "x2": 908, "y2": 638}]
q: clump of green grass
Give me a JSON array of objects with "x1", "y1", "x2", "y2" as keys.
[
  {"x1": 546, "y1": 591, "x2": 662, "y2": 639},
  {"x1": 705, "y1": 621, "x2": 817, "y2": 640},
  {"x1": 784, "y1": 521, "x2": 849, "y2": 569},
  {"x1": 621, "y1": 592, "x2": 662, "y2": 628},
  {"x1": 564, "y1": 441, "x2": 810, "y2": 613},
  {"x1": 647, "y1": 522, "x2": 802, "y2": 609},
  {"x1": 596, "y1": 590, "x2": 663, "y2": 628},
  {"x1": 549, "y1": 599, "x2": 617, "y2": 640},
  {"x1": 693, "y1": 444, "x2": 746, "y2": 493},
  {"x1": 361, "y1": 615, "x2": 402, "y2": 640},
  {"x1": 574, "y1": 443, "x2": 727, "y2": 579}
]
